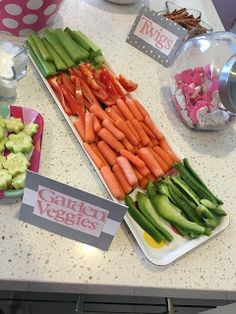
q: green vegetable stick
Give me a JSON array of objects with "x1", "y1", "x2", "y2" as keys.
[
  {"x1": 171, "y1": 174, "x2": 200, "y2": 205},
  {"x1": 26, "y1": 38, "x2": 56, "y2": 77},
  {"x1": 137, "y1": 192, "x2": 173, "y2": 242},
  {"x1": 167, "y1": 184, "x2": 204, "y2": 226},
  {"x1": 74, "y1": 41, "x2": 90, "y2": 61},
  {"x1": 25, "y1": 42, "x2": 47, "y2": 77},
  {"x1": 42, "y1": 37, "x2": 67, "y2": 71},
  {"x1": 75, "y1": 30, "x2": 100, "y2": 53},
  {"x1": 53, "y1": 28, "x2": 85, "y2": 62},
  {"x1": 31, "y1": 33, "x2": 52, "y2": 61},
  {"x1": 65, "y1": 27, "x2": 90, "y2": 51},
  {"x1": 42, "y1": 29, "x2": 75, "y2": 68},
  {"x1": 125, "y1": 195, "x2": 165, "y2": 243},
  {"x1": 147, "y1": 181, "x2": 205, "y2": 235},
  {"x1": 200, "y1": 199, "x2": 227, "y2": 216},
  {"x1": 183, "y1": 158, "x2": 223, "y2": 205},
  {"x1": 173, "y1": 162, "x2": 218, "y2": 205}
]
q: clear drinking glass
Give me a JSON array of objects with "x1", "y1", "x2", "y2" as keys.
[{"x1": 0, "y1": 41, "x2": 28, "y2": 98}]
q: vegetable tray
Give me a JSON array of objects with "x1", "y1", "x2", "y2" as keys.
[
  {"x1": 29, "y1": 56, "x2": 229, "y2": 266},
  {"x1": 0, "y1": 104, "x2": 44, "y2": 198}
]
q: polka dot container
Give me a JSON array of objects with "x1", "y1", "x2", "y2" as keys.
[{"x1": 0, "y1": 0, "x2": 63, "y2": 37}]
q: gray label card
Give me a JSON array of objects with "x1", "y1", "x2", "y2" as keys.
[
  {"x1": 19, "y1": 171, "x2": 127, "y2": 251},
  {"x1": 126, "y1": 6, "x2": 188, "y2": 67}
]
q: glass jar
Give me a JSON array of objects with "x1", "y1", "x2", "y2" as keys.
[
  {"x1": 0, "y1": 41, "x2": 28, "y2": 98},
  {"x1": 169, "y1": 31, "x2": 236, "y2": 130}
]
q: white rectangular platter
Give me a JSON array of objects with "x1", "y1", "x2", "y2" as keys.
[{"x1": 29, "y1": 56, "x2": 229, "y2": 266}]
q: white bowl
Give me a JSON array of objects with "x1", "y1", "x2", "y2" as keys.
[{"x1": 106, "y1": 0, "x2": 140, "y2": 4}]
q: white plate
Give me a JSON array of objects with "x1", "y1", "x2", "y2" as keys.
[{"x1": 29, "y1": 56, "x2": 229, "y2": 266}]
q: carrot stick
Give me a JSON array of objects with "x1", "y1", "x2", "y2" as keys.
[
  {"x1": 137, "y1": 143, "x2": 143, "y2": 150},
  {"x1": 74, "y1": 118, "x2": 85, "y2": 141},
  {"x1": 140, "y1": 122, "x2": 156, "y2": 139},
  {"x1": 138, "y1": 147, "x2": 164, "y2": 178},
  {"x1": 105, "y1": 107, "x2": 121, "y2": 122},
  {"x1": 100, "y1": 166, "x2": 125, "y2": 200},
  {"x1": 97, "y1": 128, "x2": 124, "y2": 153},
  {"x1": 111, "y1": 105, "x2": 126, "y2": 120},
  {"x1": 112, "y1": 164, "x2": 133, "y2": 194},
  {"x1": 146, "y1": 173, "x2": 156, "y2": 183},
  {"x1": 159, "y1": 139, "x2": 179, "y2": 162},
  {"x1": 102, "y1": 119, "x2": 125, "y2": 141},
  {"x1": 83, "y1": 142, "x2": 105, "y2": 170},
  {"x1": 133, "y1": 99, "x2": 149, "y2": 118},
  {"x1": 93, "y1": 116, "x2": 101, "y2": 132},
  {"x1": 84, "y1": 112, "x2": 95, "y2": 143},
  {"x1": 147, "y1": 141, "x2": 154, "y2": 148},
  {"x1": 125, "y1": 98, "x2": 143, "y2": 121},
  {"x1": 151, "y1": 138, "x2": 159, "y2": 146},
  {"x1": 153, "y1": 145, "x2": 173, "y2": 168},
  {"x1": 132, "y1": 119, "x2": 150, "y2": 146},
  {"x1": 126, "y1": 120, "x2": 141, "y2": 142},
  {"x1": 148, "y1": 147, "x2": 169, "y2": 173},
  {"x1": 116, "y1": 99, "x2": 135, "y2": 121},
  {"x1": 144, "y1": 116, "x2": 164, "y2": 140},
  {"x1": 83, "y1": 97, "x2": 91, "y2": 110},
  {"x1": 138, "y1": 177, "x2": 148, "y2": 189},
  {"x1": 133, "y1": 168, "x2": 143, "y2": 180},
  {"x1": 120, "y1": 148, "x2": 145, "y2": 168},
  {"x1": 134, "y1": 164, "x2": 150, "y2": 177},
  {"x1": 90, "y1": 143, "x2": 109, "y2": 167},
  {"x1": 115, "y1": 119, "x2": 139, "y2": 146},
  {"x1": 89, "y1": 104, "x2": 112, "y2": 122},
  {"x1": 94, "y1": 133, "x2": 99, "y2": 143},
  {"x1": 121, "y1": 138, "x2": 135, "y2": 153},
  {"x1": 97, "y1": 140, "x2": 118, "y2": 166},
  {"x1": 117, "y1": 156, "x2": 138, "y2": 187}
]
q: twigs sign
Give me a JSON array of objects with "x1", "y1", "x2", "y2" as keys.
[{"x1": 126, "y1": 6, "x2": 188, "y2": 67}]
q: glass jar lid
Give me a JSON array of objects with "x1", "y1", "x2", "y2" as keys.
[{"x1": 219, "y1": 53, "x2": 236, "y2": 113}]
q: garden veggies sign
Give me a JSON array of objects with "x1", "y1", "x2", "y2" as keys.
[
  {"x1": 127, "y1": 6, "x2": 188, "y2": 67},
  {"x1": 19, "y1": 171, "x2": 127, "y2": 250}
]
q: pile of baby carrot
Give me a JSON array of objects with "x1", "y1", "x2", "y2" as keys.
[{"x1": 48, "y1": 63, "x2": 178, "y2": 200}]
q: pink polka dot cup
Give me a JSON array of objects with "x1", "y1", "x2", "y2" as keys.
[{"x1": 0, "y1": 0, "x2": 64, "y2": 37}]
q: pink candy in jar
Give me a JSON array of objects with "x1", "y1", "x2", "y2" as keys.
[{"x1": 169, "y1": 32, "x2": 236, "y2": 131}]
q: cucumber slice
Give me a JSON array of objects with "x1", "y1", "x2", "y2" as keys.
[
  {"x1": 0, "y1": 117, "x2": 6, "y2": 128},
  {"x1": 0, "y1": 138, "x2": 7, "y2": 153},
  {"x1": 0, "y1": 126, "x2": 4, "y2": 141},
  {"x1": 23, "y1": 122, "x2": 39, "y2": 136},
  {"x1": 3, "y1": 152, "x2": 30, "y2": 177},
  {"x1": 0, "y1": 155, "x2": 6, "y2": 169},
  {"x1": 11, "y1": 172, "x2": 26, "y2": 189},
  {"x1": 5, "y1": 117, "x2": 24, "y2": 134},
  {"x1": 6, "y1": 132, "x2": 33, "y2": 154},
  {"x1": 0, "y1": 169, "x2": 12, "y2": 190}
]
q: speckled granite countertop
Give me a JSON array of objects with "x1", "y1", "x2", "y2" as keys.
[{"x1": 0, "y1": 0, "x2": 235, "y2": 301}]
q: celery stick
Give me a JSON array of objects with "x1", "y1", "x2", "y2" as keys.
[
  {"x1": 42, "y1": 29, "x2": 74, "y2": 68},
  {"x1": 25, "y1": 43, "x2": 47, "y2": 77},
  {"x1": 75, "y1": 30, "x2": 100, "y2": 53},
  {"x1": 68, "y1": 35, "x2": 89, "y2": 61},
  {"x1": 31, "y1": 33, "x2": 52, "y2": 61},
  {"x1": 42, "y1": 38, "x2": 67, "y2": 71},
  {"x1": 26, "y1": 38, "x2": 56, "y2": 77},
  {"x1": 53, "y1": 28, "x2": 82, "y2": 62},
  {"x1": 74, "y1": 42, "x2": 90, "y2": 61},
  {"x1": 89, "y1": 50, "x2": 102, "y2": 60},
  {"x1": 92, "y1": 55, "x2": 105, "y2": 67},
  {"x1": 65, "y1": 27, "x2": 90, "y2": 52}
]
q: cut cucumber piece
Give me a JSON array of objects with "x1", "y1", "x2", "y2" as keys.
[
  {"x1": 3, "y1": 152, "x2": 30, "y2": 177},
  {"x1": 12, "y1": 172, "x2": 26, "y2": 189},
  {"x1": 0, "y1": 169, "x2": 12, "y2": 191},
  {"x1": 6, "y1": 132, "x2": 33, "y2": 154},
  {"x1": 5, "y1": 117, "x2": 24, "y2": 133}
]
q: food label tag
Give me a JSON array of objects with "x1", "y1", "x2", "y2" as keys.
[
  {"x1": 126, "y1": 6, "x2": 188, "y2": 67},
  {"x1": 19, "y1": 171, "x2": 127, "y2": 251}
]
